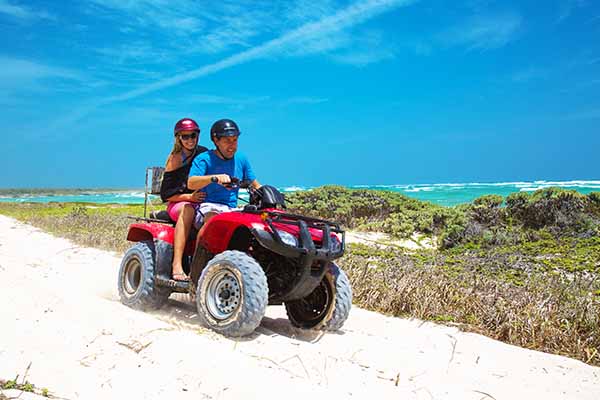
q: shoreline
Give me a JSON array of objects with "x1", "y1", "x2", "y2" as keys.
[{"x1": 1, "y1": 181, "x2": 599, "y2": 208}]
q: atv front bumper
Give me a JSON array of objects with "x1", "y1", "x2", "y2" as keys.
[{"x1": 249, "y1": 212, "x2": 345, "y2": 302}]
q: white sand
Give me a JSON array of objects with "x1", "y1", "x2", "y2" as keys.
[
  {"x1": 346, "y1": 231, "x2": 435, "y2": 250},
  {"x1": 0, "y1": 214, "x2": 598, "y2": 399}
]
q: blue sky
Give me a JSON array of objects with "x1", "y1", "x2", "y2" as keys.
[{"x1": 0, "y1": 0, "x2": 599, "y2": 188}]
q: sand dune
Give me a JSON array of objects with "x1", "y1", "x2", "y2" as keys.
[{"x1": 0, "y1": 215, "x2": 598, "y2": 399}]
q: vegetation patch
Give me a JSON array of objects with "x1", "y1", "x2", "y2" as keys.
[
  {"x1": 1, "y1": 186, "x2": 599, "y2": 366},
  {"x1": 1, "y1": 375, "x2": 50, "y2": 398},
  {"x1": 0, "y1": 202, "x2": 146, "y2": 253}
]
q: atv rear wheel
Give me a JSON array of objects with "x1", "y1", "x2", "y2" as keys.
[
  {"x1": 285, "y1": 263, "x2": 352, "y2": 331},
  {"x1": 118, "y1": 240, "x2": 170, "y2": 310},
  {"x1": 196, "y1": 250, "x2": 268, "y2": 337}
]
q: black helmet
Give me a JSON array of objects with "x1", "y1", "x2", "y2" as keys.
[{"x1": 210, "y1": 119, "x2": 241, "y2": 139}]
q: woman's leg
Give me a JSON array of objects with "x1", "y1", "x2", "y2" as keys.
[{"x1": 172, "y1": 204, "x2": 195, "y2": 280}]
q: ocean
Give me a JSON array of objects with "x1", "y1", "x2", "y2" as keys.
[{"x1": 1, "y1": 180, "x2": 599, "y2": 207}]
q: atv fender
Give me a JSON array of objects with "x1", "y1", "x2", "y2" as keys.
[{"x1": 127, "y1": 223, "x2": 175, "y2": 244}]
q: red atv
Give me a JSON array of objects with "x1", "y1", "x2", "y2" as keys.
[{"x1": 118, "y1": 181, "x2": 352, "y2": 337}]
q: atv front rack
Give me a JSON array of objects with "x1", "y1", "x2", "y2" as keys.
[
  {"x1": 245, "y1": 209, "x2": 345, "y2": 302},
  {"x1": 245, "y1": 209, "x2": 345, "y2": 256}
]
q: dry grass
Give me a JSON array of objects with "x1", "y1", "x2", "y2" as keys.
[
  {"x1": 342, "y1": 244, "x2": 600, "y2": 366},
  {"x1": 0, "y1": 203, "x2": 144, "y2": 253}
]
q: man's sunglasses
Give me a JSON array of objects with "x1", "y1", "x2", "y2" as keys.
[{"x1": 180, "y1": 132, "x2": 198, "y2": 140}]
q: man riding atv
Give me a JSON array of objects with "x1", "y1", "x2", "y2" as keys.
[{"x1": 188, "y1": 119, "x2": 261, "y2": 225}]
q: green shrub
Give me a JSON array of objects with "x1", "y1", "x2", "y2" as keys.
[{"x1": 287, "y1": 185, "x2": 444, "y2": 238}]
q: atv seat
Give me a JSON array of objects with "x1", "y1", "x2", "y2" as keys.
[{"x1": 149, "y1": 209, "x2": 174, "y2": 224}]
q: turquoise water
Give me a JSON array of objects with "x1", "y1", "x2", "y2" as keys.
[{"x1": 1, "y1": 180, "x2": 599, "y2": 207}]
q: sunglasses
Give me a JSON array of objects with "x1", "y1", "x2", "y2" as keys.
[{"x1": 180, "y1": 132, "x2": 198, "y2": 140}]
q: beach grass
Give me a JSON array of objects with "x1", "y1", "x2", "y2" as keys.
[
  {"x1": 0, "y1": 202, "x2": 146, "y2": 253},
  {"x1": 0, "y1": 186, "x2": 598, "y2": 366}
]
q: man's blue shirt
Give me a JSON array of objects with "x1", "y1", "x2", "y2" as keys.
[{"x1": 189, "y1": 150, "x2": 256, "y2": 208}]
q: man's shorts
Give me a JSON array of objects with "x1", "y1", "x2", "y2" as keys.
[{"x1": 194, "y1": 202, "x2": 238, "y2": 229}]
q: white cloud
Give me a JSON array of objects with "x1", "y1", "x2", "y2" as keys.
[
  {"x1": 184, "y1": 94, "x2": 270, "y2": 105},
  {"x1": 284, "y1": 97, "x2": 329, "y2": 105},
  {"x1": 49, "y1": 0, "x2": 414, "y2": 130},
  {"x1": 89, "y1": 0, "x2": 413, "y2": 64},
  {"x1": 511, "y1": 67, "x2": 549, "y2": 83},
  {"x1": 557, "y1": 0, "x2": 587, "y2": 22},
  {"x1": 95, "y1": 42, "x2": 171, "y2": 65},
  {"x1": 0, "y1": 0, "x2": 55, "y2": 20},
  {"x1": 0, "y1": 57, "x2": 84, "y2": 87},
  {"x1": 101, "y1": 0, "x2": 414, "y2": 103},
  {"x1": 440, "y1": 12, "x2": 522, "y2": 50},
  {"x1": 330, "y1": 29, "x2": 397, "y2": 66}
]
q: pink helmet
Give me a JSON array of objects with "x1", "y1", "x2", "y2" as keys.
[{"x1": 174, "y1": 118, "x2": 200, "y2": 136}]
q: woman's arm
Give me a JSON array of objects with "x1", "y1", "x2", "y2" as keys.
[
  {"x1": 166, "y1": 191, "x2": 204, "y2": 203},
  {"x1": 164, "y1": 153, "x2": 181, "y2": 172}
]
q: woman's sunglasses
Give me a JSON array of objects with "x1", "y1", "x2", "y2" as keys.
[{"x1": 180, "y1": 132, "x2": 198, "y2": 140}]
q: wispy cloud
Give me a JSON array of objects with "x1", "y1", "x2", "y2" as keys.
[
  {"x1": 0, "y1": 57, "x2": 84, "y2": 89},
  {"x1": 88, "y1": 0, "x2": 276, "y2": 56},
  {"x1": 184, "y1": 94, "x2": 271, "y2": 106},
  {"x1": 557, "y1": 0, "x2": 587, "y2": 23},
  {"x1": 283, "y1": 97, "x2": 329, "y2": 105},
  {"x1": 0, "y1": 0, "x2": 55, "y2": 21},
  {"x1": 94, "y1": 42, "x2": 172, "y2": 65},
  {"x1": 330, "y1": 29, "x2": 397, "y2": 66},
  {"x1": 511, "y1": 67, "x2": 549, "y2": 83},
  {"x1": 88, "y1": 0, "x2": 204, "y2": 35},
  {"x1": 284, "y1": 25, "x2": 397, "y2": 67},
  {"x1": 440, "y1": 12, "x2": 522, "y2": 51},
  {"x1": 50, "y1": 0, "x2": 414, "y2": 130},
  {"x1": 88, "y1": 0, "x2": 411, "y2": 67}
]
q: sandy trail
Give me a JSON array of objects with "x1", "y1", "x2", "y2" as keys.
[{"x1": 0, "y1": 215, "x2": 598, "y2": 399}]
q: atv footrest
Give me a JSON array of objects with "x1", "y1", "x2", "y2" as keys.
[{"x1": 155, "y1": 276, "x2": 190, "y2": 293}]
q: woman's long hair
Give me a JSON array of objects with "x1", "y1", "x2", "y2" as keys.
[
  {"x1": 166, "y1": 134, "x2": 198, "y2": 167},
  {"x1": 171, "y1": 134, "x2": 183, "y2": 155}
]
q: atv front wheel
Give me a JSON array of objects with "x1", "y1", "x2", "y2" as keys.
[
  {"x1": 118, "y1": 240, "x2": 170, "y2": 310},
  {"x1": 196, "y1": 250, "x2": 268, "y2": 337},
  {"x1": 285, "y1": 262, "x2": 352, "y2": 331}
]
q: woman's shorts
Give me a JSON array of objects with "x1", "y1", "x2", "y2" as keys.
[{"x1": 166, "y1": 201, "x2": 196, "y2": 221}]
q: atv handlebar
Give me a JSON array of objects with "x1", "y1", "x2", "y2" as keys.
[{"x1": 222, "y1": 177, "x2": 252, "y2": 189}]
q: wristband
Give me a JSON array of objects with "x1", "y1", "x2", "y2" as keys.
[{"x1": 211, "y1": 176, "x2": 218, "y2": 183}]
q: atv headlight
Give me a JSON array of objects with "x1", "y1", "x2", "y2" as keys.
[{"x1": 275, "y1": 229, "x2": 298, "y2": 247}]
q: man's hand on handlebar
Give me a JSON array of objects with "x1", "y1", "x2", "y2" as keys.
[
  {"x1": 211, "y1": 174, "x2": 232, "y2": 185},
  {"x1": 210, "y1": 175, "x2": 253, "y2": 190}
]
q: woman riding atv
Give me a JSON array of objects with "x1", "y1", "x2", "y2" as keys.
[{"x1": 160, "y1": 118, "x2": 207, "y2": 281}]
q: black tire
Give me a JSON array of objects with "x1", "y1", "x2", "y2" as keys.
[
  {"x1": 118, "y1": 240, "x2": 170, "y2": 310},
  {"x1": 196, "y1": 250, "x2": 268, "y2": 337},
  {"x1": 285, "y1": 262, "x2": 352, "y2": 331}
]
